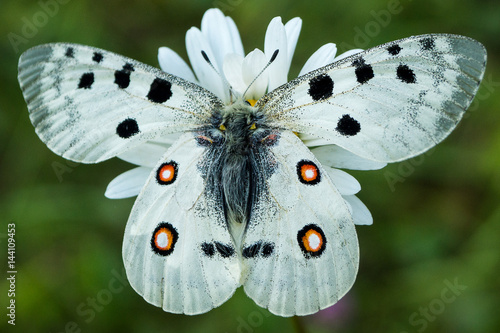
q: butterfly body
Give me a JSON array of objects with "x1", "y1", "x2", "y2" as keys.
[
  {"x1": 18, "y1": 33, "x2": 486, "y2": 316},
  {"x1": 196, "y1": 100, "x2": 275, "y2": 241}
]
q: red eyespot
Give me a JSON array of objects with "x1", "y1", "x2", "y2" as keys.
[
  {"x1": 297, "y1": 160, "x2": 321, "y2": 185},
  {"x1": 151, "y1": 222, "x2": 178, "y2": 256},
  {"x1": 297, "y1": 224, "x2": 327, "y2": 258},
  {"x1": 301, "y1": 229, "x2": 323, "y2": 252},
  {"x1": 154, "y1": 228, "x2": 174, "y2": 251},
  {"x1": 159, "y1": 165, "x2": 174, "y2": 182},
  {"x1": 156, "y1": 161, "x2": 178, "y2": 185}
]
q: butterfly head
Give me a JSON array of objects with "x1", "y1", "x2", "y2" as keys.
[
  {"x1": 196, "y1": 99, "x2": 277, "y2": 152},
  {"x1": 218, "y1": 100, "x2": 263, "y2": 145}
]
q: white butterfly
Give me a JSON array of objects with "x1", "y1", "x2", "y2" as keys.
[{"x1": 18, "y1": 31, "x2": 486, "y2": 316}]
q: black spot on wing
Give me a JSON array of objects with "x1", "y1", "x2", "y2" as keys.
[
  {"x1": 387, "y1": 44, "x2": 401, "y2": 55},
  {"x1": 420, "y1": 37, "x2": 435, "y2": 51},
  {"x1": 214, "y1": 242, "x2": 235, "y2": 258},
  {"x1": 201, "y1": 242, "x2": 215, "y2": 257},
  {"x1": 243, "y1": 242, "x2": 262, "y2": 258},
  {"x1": 261, "y1": 243, "x2": 274, "y2": 258},
  {"x1": 336, "y1": 114, "x2": 361, "y2": 136},
  {"x1": 114, "y1": 71, "x2": 130, "y2": 89},
  {"x1": 243, "y1": 241, "x2": 275, "y2": 258},
  {"x1": 92, "y1": 52, "x2": 103, "y2": 63},
  {"x1": 397, "y1": 64, "x2": 416, "y2": 84},
  {"x1": 65, "y1": 47, "x2": 74, "y2": 58},
  {"x1": 308, "y1": 74, "x2": 334, "y2": 101},
  {"x1": 114, "y1": 63, "x2": 134, "y2": 89},
  {"x1": 353, "y1": 58, "x2": 374, "y2": 84},
  {"x1": 147, "y1": 78, "x2": 172, "y2": 103},
  {"x1": 78, "y1": 72, "x2": 94, "y2": 89},
  {"x1": 116, "y1": 118, "x2": 139, "y2": 138},
  {"x1": 123, "y1": 63, "x2": 135, "y2": 71}
]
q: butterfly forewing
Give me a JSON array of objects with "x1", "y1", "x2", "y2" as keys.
[
  {"x1": 18, "y1": 43, "x2": 223, "y2": 163},
  {"x1": 258, "y1": 34, "x2": 487, "y2": 162}
]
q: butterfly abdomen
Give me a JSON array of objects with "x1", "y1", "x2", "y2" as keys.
[{"x1": 220, "y1": 104, "x2": 258, "y2": 233}]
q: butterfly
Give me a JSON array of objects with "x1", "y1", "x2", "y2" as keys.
[{"x1": 18, "y1": 33, "x2": 486, "y2": 316}]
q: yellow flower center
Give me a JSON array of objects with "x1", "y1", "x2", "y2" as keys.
[{"x1": 246, "y1": 99, "x2": 257, "y2": 106}]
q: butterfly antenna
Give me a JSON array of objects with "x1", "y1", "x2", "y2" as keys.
[
  {"x1": 200, "y1": 50, "x2": 235, "y2": 102},
  {"x1": 242, "y1": 49, "x2": 279, "y2": 100}
]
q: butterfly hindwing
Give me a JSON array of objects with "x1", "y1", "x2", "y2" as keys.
[
  {"x1": 122, "y1": 133, "x2": 240, "y2": 315},
  {"x1": 18, "y1": 43, "x2": 223, "y2": 163},
  {"x1": 258, "y1": 34, "x2": 487, "y2": 162},
  {"x1": 241, "y1": 131, "x2": 358, "y2": 316}
]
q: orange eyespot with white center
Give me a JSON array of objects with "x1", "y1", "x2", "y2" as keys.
[
  {"x1": 154, "y1": 228, "x2": 173, "y2": 250},
  {"x1": 151, "y1": 222, "x2": 178, "y2": 256},
  {"x1": 297, "y1": 224, "x2": 327, "y2": 259},
  {"x1": 302, "y1": 229, "x2": 323, "y2": 252},
  {"x1": 156, "y1": 161, "x2": 178, "y2": 185},
  {"x1": 296, "y1": 160, "x2": 321, "y2": 185}
]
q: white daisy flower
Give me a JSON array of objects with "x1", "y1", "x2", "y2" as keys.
[{"x1": 105, "y1": 8, "x2": 384, "y2": 226}]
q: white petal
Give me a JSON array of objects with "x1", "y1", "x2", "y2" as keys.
[
  {"x1": 223, "y1": 53, "x2": 246, "y2": 95},
  {"x1": 299, "y1": 132, "x2": 333, "y2": 146},
  {"x1": 150, "y1": 132, "x2": 182, "y2": 145},
  {"x1": 105, "y1": 167, "x2": 151, "y2": 199},
  {"x1": 334, "y1": 48, "x2": 364, "y2": 62},
  {"x1": 242, "y1": 49, "x2": 268, "y2": 99},
  {"x1": 201, "y1": 8, "x2": 239, "y2": 71},
  {"x1": 186, "y1": 27, "x2": 228, "y2": 102},
  {"x1": 225, "y1": 16, "x2": 244, "y2": 56},
  {"x1": 264, "y1": 17, "x2": 288, "y2": 91},
  {"x1": 323, "y1": 167, "x2": 361, "y2": 195},
  {"x1": 344, "y1": 195, "x2": 373, "y2": 225},
  {"x1": 158, "y1": 47, "x2": 197, "y2": 83},
  {"x1": 118, "y1": 142, "x2": 170, "y2": 167},
  {"x1": 311, "y1": 145, "x2": 387, "y2": 170},
  {"x1": 284, "y1": 17, "x2": 302, "y2": 71},
  {"x1": 299, "y1": 43, "x2": 338, "y2": 76}
]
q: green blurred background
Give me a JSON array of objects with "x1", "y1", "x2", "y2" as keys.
[{"x1": 1, "y1": 0, "x2": 499, "y2": 332}]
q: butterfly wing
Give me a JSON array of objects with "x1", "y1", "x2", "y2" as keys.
[
  {"x1": 18, "y1": 43, "x2": 222, "y2": 163},
  {"x1": 241, "y1": 131, "x2": 358, "y2": 316},
  {"x1": 123, "y1": 132, "x2": 241, "y2": 315},
  {"x1": 258, "y1": 34, "x2": 487, "y2": 162}
]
